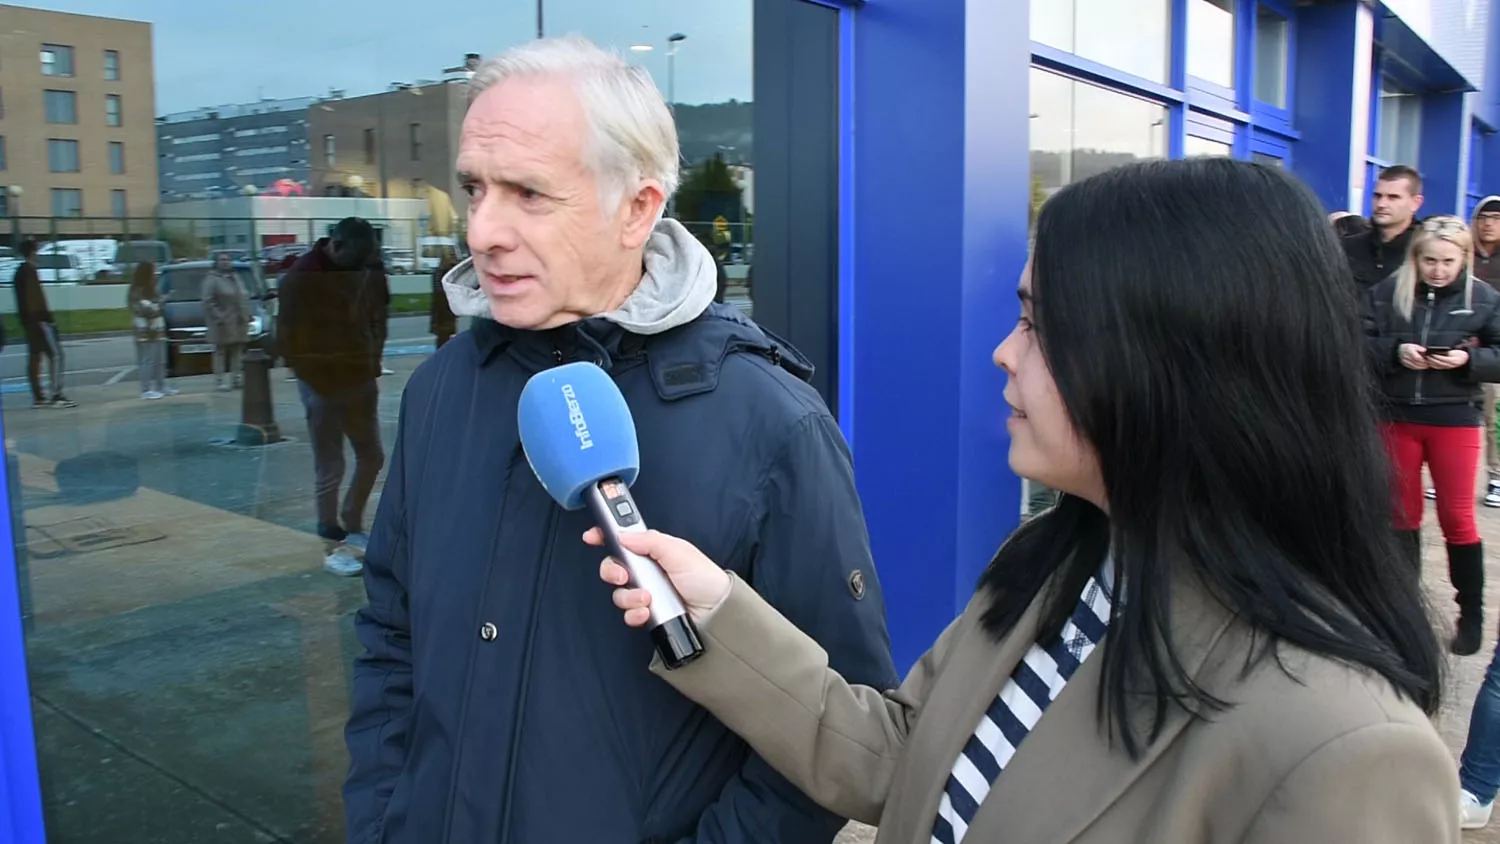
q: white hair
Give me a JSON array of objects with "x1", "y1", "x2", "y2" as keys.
[{"x1": 468, "y1": 35, "x2": 681, "y2": 212}]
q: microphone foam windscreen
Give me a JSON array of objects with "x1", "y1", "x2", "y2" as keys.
[{"x1": 518, "y1": 361, "x2": 641, "y2": 510}]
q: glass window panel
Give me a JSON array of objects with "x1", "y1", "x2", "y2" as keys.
[
  {"x1": 47, "y1": 138, "x2": 79, "y2": 172},
  {"x1": 1030, "y1": 67, "x2": 1169, "y2": 226},
  {"x1": 104, "y1": 49, "x2": 120, "y2": 81},
  {"x1": 1252, "y1": 151, "x2": 1283, "y2": 167},
  {"x1": 109, "y1": 141, "x2": 125, "y2": 174},
  {"x1": 1254, "y1": 6, "x2": 1289, "y2": 107},
  {"x1": 49, "y1": 186, "x2": 81, "y2": 216},
  {"x1": 45, "y1": 90, "x2": 77, "y2": 124},
  {"x1": 111, "y1": 188, "x2": 126, "y2": 217},
  {"x1": 1185, "y1": 135, "x2": 1233, "y2": 157},
  {"x1": 1187, "y1": 0, "x2": 1235, "y2": 88},
  {"x1": 1378, "y1": 77, "x2": 1422, "y2": 165},
  {"x1": 41, "y1": 44, "x2": 73, "y2": 77},
  {"x1": 106, "y1": 94, "x2": 123, "y2": 127},
  {"x1": 1031, "y1": 0, "x2": 1171, "y2": 84}
]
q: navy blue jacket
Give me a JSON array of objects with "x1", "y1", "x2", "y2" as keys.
[{"x1": 343, "y1": 304, "x2": 899, "y2": 844}]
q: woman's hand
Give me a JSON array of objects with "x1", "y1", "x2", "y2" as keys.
[
  {"x1": 1427, "y1": 349, "x2": 1470, "y2": 370},
  {"x1": 584, "y1": 528, "x2": 732, "y2": 626},
  {"x1": 1399, "y1": 344, "x2": 1430, "y2": 370}
]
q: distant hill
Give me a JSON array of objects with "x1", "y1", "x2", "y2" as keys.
[{"x1": 675, "y1": 100, "x2": 753, "y2": 166}]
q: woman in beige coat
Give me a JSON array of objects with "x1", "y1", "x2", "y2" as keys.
[
  {"x1": 589, "y1": 159, "x2": 1458, "y2": 843},
  {"x1": 202, "y1": 252, "x2": 250, "y2": 391}
]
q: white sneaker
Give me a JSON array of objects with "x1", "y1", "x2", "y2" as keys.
[
  {"x1": 1487, "y1": 483, "x2": 1500, "y2": 508},
  {"x1": 142, "y1": 390, "x2": 164, "y2": 401},
  {"x1": 323, "y1": 545, "x2": 363, "y2": 577},
  {"x1": 162, "y1": 386, "x2": 179, "y2": 396},
  {"x1": 1463, "y1": 790, "x2": 1494, "y2": 829},
  {"x1": 344, "y1": 532, "x2": 370, "y2": 554},
  {"x1": 1426, "y1": 487, "x2": 1438, "y2": 501}
]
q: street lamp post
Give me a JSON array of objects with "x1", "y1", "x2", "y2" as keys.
[
  {"x1": 537, "y1": 0, "x2": 544, "y2": 38},
  {"x1": 667, "y1": 33, "x2": 687, "y2": 113},
  {"x1": 7, "y1": 185, "x2": 21, "y2": 249}
]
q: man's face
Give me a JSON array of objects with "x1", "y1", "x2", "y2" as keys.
[
  {"x1": 1370, "y1": 178, "x2": 1423, "y2": 230},
  {"x1": 1477, "y1": 211, "x2": 1500, "y2": 248},
  {"x1": 457, "y1": 77, "x2": 655, "y2": 330}
]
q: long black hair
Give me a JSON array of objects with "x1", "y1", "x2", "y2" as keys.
[{"x1": 980, "y1": 157, "x2": 1443, "y2": 757}]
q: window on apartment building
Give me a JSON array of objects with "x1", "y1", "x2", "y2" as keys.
[
  {"x1": 0, "y1": 88, "x2": 6, "y2": 120},
  {"x1": 0, "y1": 192, "x2": 10, "y2": 218},
  {"x1": 410, "y1": 122, "x2": 422, "y2": 161},
  {"x1": 106, "y1": 95, "x2": 122, "y2": 127},
  {"x1": 104, "y1": 50, "x2": 120, "y2": 81},
  {"x1": 111, "y1": 189, "x2": 126, "y2": 218},
  {"x1": 109, "y1": 141, "x2": 125, "y2": 174},
  {"x1": 40, "y1": 44, "x2": 74, "y2": 77},
  {"x1": 44, "y1": 90, "x2": 76, "y2": 124},
  {"x1": 47, "y1": 139, "x2": 79, "y2": 173},
  {"x1": 324, "y1": 134, "x2": 335, "y2": 165},
  {"x1": 51, "y1": 188, "x2": 82, "y2": 217},
  {"x1": 364, "y1": 128, "x2": 375, "y2": 164},
  {"x1": 0, "y1": 137, "x2": 7, "y2": 171}
]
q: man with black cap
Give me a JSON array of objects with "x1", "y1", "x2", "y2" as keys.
[
  {"x1": 277, "y1": 216, "x2": 389, "y2": 576},
  {"x1": 1344, "y1": 164, "x2": 1424, "y2": 290}
]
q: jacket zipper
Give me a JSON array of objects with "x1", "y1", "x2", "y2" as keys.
[{"x1": 1416, "y1": 288, "x2": 1435, "y2": 404}]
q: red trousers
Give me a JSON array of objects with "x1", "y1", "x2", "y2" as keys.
[{"x1": 1382, "y1": 421, "x2": 1483, "y2": 545}]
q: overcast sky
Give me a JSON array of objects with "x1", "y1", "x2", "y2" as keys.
[{"x1": 11, "y1": 0, "x2": 753, "y2": 113}]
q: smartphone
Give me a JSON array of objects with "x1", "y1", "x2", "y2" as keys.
[{"x1": 1423, "y1": 346, "x2": 1456, "y2": 356}]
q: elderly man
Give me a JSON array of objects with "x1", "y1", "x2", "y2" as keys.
[{"x1": 342, "y1": 35, "x2": 897, "y2": 844}]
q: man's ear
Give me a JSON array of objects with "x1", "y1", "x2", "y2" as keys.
[{"x1": 620, "y1": 180, "x2": 667, "y2": 250}]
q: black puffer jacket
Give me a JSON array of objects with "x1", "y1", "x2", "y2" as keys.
[{"x1": 1365, "y1": 275, "x2": 1500, "y2": 425}]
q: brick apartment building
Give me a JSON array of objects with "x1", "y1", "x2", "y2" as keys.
[{"x1": 0, "y1": 5, "x2": 157, "y2": 220}]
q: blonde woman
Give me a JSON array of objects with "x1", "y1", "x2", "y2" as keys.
[
  {"x1": 1366, "y1": 215, "x2": 1500, "y2": 656},
  {"x1": 126, "y1": 261, "x2": 173, "y2": 399}
]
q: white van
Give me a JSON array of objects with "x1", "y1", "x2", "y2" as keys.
[{"x1": 37, "y1": 240, "x2": 119, "y2": 281}]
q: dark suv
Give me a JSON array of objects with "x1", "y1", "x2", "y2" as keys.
[{"x1": 158, "y1": 261, "x2": 276, "y2": 378}]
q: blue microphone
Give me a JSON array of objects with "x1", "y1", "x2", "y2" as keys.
[{"x1": 518, "y1": 361, "x2": 704, "y2": 669}]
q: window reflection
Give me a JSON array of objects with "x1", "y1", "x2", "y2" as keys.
[
  {"x1": 1379, "y1": 76, "x2": 1423, "y2": 165},
  {"x1": 1031, "y1": 0, "x2": 1171, "y2": 84},
  {"x1": 1254, "y1": 5, "x2": 1289, "y2": 107},
  {"x1": 8, "y1": 3, "x2": 757, "y2": 843},
  {"x1": 1187, "y1": 0, "x2": 1235, "y2": 88},
  {"x1": 1030, "y1": 67, "x2": 1170, "y2": 214},
  {"x1": 1185, "y1": 135, "x2": 1232, "y2": 157}
]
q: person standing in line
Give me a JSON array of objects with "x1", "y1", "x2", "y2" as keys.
[
  {"x1": 277, "y1": 217, "x2": 386, "y2": 577},
  {"x1": 202, "y1": 252, "x2": 251, "y2": 392},
  {"x1": 12, "y1": 240, "x2": 74, "y2": 409},
  {"x1": 429, "y1": 248, "x2": 458, "y2": 349},
  {"x1": 1471, "y1": 196, "x2": 1500, "y2": 508},
  {"x1": 1344, "y1": 165, "x2": 1425, "y2": 290},
  {"x1": 127, "y1": 261, "x2": 173, "y2": 400},
  {"x1": 1366, "y1": 215, "x2": 1500, "y2": 657}
]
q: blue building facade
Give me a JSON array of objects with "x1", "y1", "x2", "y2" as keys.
[{"x1": 4, "y1": 0, "x2": 1500, "y2": 839}]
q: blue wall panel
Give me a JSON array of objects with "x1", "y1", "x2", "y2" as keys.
[
  {"x1": 1420, "y1": 92, "x2": 1466, "y2": 216},
  {"x1": 847, "y1": 0, "x2": 1028, "y2": 672},
  {"x1": 1291, "y1": 2, "x2": 1361, "y2": 211},
  {"x1": 0, "y1": 427, "x2": 44, "y2": 844}
]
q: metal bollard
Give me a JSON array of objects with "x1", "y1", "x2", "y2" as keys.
[{"x1": 237, "y1": 347, "x2": 283, "y2": 446}]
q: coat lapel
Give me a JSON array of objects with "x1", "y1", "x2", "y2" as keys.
[
  {"x1": 881, "y1": 593, "x2": 1051, "y2": 844},
  {"x1": 969, "y1": 574, "x2": 1237, "y2": 844}
]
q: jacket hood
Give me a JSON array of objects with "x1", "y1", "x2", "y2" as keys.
[
  {"x1": 1473, "y1": 196, "x2": 1500, "y2": 230},
  {"x1": 441, "y1": 217, "x2": 717, "y2": 336}
]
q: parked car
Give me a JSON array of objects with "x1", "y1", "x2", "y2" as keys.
[{"x1": 158, "y1": 261, "x2": 276, "y2": 379}]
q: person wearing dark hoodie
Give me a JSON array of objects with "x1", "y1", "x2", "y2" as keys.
[
  {"x1": 12, "y1": 239, "x2": 74, "y2": 409},
  {"x1": 1366, "y1": 215, "x2": 1500, "y2": 657},
  {"x1": 276, "y1": 217, "x2": 387, "y2": 578},
  {"x1": 1344, "y1": 165, "x2": 1424, "y2": 290},
  {"x1": 1472, "y1": 195, "x2": 1500, "y2": 509},
  {"x1": 341, "y1": 36, "x2": 898, "y2": 844}
]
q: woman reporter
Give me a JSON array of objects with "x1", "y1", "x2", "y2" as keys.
[{"x1": 587, "y1": 158, "x2": 1456, "y2": 843}]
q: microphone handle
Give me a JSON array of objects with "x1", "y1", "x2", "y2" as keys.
[{"x1": 584, "y1": 479, "x2": 704, "y2": 669}]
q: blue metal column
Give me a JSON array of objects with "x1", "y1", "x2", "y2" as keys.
[
  {"x1": 0, "y1": 428, "x2": 44, "y2": 842},
  {"x1": 1291, "y1": 1, "x2": 1366, "y2": 211},
  {"x1": 1420, "y1": 92, "x2": 1467, "y2": 216},
  {"x1": 845, "y1": 0, "x2": 1029, "y2": 671}
]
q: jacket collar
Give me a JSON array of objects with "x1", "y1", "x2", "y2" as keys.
[{"x1": 470, "y1": 303, "x2": 816, "y2": 402}]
